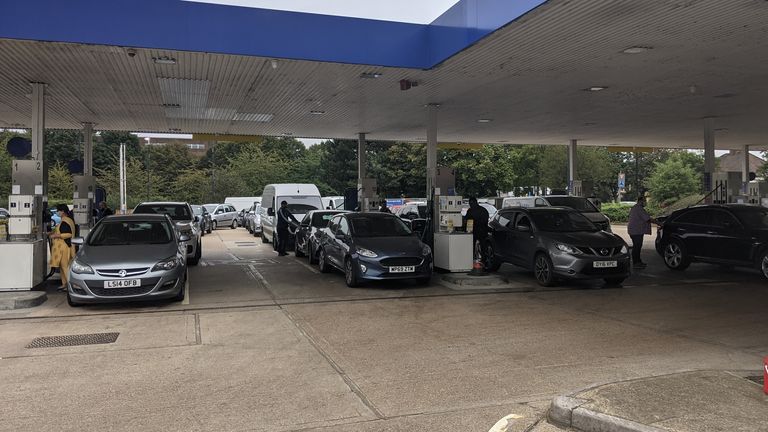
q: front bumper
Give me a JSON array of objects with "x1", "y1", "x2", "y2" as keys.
[
  {"x1": 550, "y1": 251, "x2": 630, "y2": 280},
  {"x1": 353, "y1": 255, "x2": 433, "y2": 281},
  {"x1": 67, "y1": 266, "x2": 185, "y2": 304}
]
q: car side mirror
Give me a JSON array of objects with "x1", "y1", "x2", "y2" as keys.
[
  {"x1": 194, "y1": 215, "x2": 200, "y2": 222},
  {"x1": 215, "y1": 210, "x2": 223, "y2": 214},
  {"x1": 517, "y1": 224, "x2": 531, "y2": 232},
  {"x1": 267, "y1": 208, "x2": 275, "y2": 216},
  {"x1": 71, "y1": 237, "x2": 84, "y2": 245},
  {"x1": 179, "y1": 234, "x2": 190, "y2": 242}
]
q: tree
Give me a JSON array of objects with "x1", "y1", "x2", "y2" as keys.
[
  {"x1": 144, "y1": 143, "x2": 195, "y2": 198},
  {"x1": 441, "y1": 145, "x2": 517, "y2": 197},
  {"x1": 96, "y1": 155, "x2": 165, "y2": 209},
  {"x1": 317, "y1": 139, "x2": 358, "y2": 195},
  {"x1": 645, "y1": 157, "x2": 701, "y2": 206},
  {"x1": 172, "y1": 169, "x2": 210, "y2": 205},
  {"x1": 369, "y1": 142, "x2": 426, "y2": 198},
  {"x1": 538, "y1": 146, "x2": 617, "y2": 201},
  {"x1": 44, "y1": 130, "x2": 81, "y2": 168},
  {"x1": 47, "y1": 163, "x2": 74, "y2": 203}
]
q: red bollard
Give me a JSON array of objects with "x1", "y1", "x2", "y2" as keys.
[{"x1": 764, "y1": 356, "x2": 768, "y2": 395}]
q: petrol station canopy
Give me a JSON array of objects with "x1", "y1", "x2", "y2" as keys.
[{"x1": 0, "y1": 0, "x2": 767, "y2": 149}]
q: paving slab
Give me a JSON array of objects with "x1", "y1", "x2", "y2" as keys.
[{"x1": 549, "y1": 370, "x2": 768, "y2": 432}]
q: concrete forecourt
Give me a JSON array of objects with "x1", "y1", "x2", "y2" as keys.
[{"x1": 0, "y1": 227, "x2": 765, "y2": 431}]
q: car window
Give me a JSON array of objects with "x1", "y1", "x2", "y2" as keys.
[
  {"x1": 516, "y1": 214, "x2": 531, "y2": 230},
  {"x1": 228, "y1": 206, "x2": 236, "y2": 213},
  {"x1": 328, "y1": 216, "x2": 340, "y2": 233},
  {"x1": 133, "y1": 204, "x2": 192, "y2": 221},
  {"x1": 350, "y1": 215, "x2": 412, "y2": 237},
  {"x1": 529, "y1": 210, "x2": 597, "y2": 232},
  {"x1": 732, "y1": 207, "x2": 768, "y2": 228},
  {"x1": 673, "y1": 209, "x2": 708, "y2": 225},
  {"x1": 710, "y1": 210, "x2": 739, "y2": 228},
  {"x1": 312, "y1": 212, "x2": 337, "y2": 228},
  {"x1": 301, "y1": 213, "x2": 311, "y2": 225},
  {"x1": 544, "y1": 197, "x2": 598, "y2": 212},
  {"x1": 496, "y1": 212, "x2": 514, "y2": 228},
  {"x1": 338, "y1": 218, "x2": 350, "y2": 235},
  {"x1": 534, "y1": 198, "x2": 548, "y2": 207},
  {"x1": 88, "y1": 220, "x2": 173, "y2": 245}
]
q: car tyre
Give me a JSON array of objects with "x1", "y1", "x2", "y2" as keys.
[
  {"x1": 261, "y1": 226, "x2": 269, "y2": 243},
  {"x1": 206, "y1": 222, "x2": 212, "y2": 234},
  {"x1": 485, "y1": 241, "x2": 502, "y2": 272},
  {"x1": 344, "y1": 258, "x2": 360, "y2": 287},
  {"x1": 66, "y1": 291, "x2": 82, "y2": 307},
  {"x1": 534, "y1": 253, "x2": 556, "y2": 287},
  {"x1": 173, "y1": 273, "x2": 187, "y2": 302},
  {"x1": 231, "y1": 219, "x2": 237, "y2": 229},
  {"x1": 663, "y1": 240, "x2": 690, "y2": 271},
  {"x1": 758, "y1": 250, "x2": 768, "y2": 279},
  {"x1": 295, "y1": 239, "x2": 305, "y2": 258},
  {"x1": 188, "y1": 241, "x2": 201, "y2": 266},
  {"x1": 318, "y1": 248, "x2": 330, "y2": 273},
  {"x1": 308, "y1": 243, "x2": 318, "y2": 264},
  {"x1": 604, "y1": 277, "x2": 626, "y2": 286},
  {"x1": 211, "y1": 220, "x2": 218, "y2": 230}
]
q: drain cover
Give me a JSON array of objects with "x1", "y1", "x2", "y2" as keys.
[
  {"x1": 26, "y1": 332, "x2": 119, "y2": 349},
  {"x1": 746, "y1": 375, "x2": 764, "y2": 386}
]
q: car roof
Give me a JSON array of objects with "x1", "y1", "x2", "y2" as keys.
[
  {"x1": 309, "y1": 209, "x2": 349, "y2": 214},
  {"x1": 136, "y1": 202, "x2": 189, "y2": 206},
  {"x1": 102, "y1": 214, "x2": 170, "y2": 222},
  {"x1": 345, "y1": 212, "x2": 399, "y2": 219},
  {"x1": 500, "y1": 206, "x2": 576, "y2": 213}
]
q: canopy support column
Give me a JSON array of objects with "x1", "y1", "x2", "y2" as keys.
[
  {"x1": 357, "y1": 132, "x2": 367, "y2": 211},
  {"x1": 568, "y1": 139, "x2": 577, "y2": 195},
  {"x1": 703, "y1": 117, "x2": 716, "y2": 202},
  {"x1": 82, "y1": 122, "x2": 94, "y2": 176}
]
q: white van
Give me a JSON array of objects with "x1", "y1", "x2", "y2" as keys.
[
  {"x1": 224, "y1": 196, "x2": 261, "y2": 212},
  {"x1": 260, "y1": 184, "x2": 323, "y2": 247},
  {"x1": 321, "y1": 196, "x2": 345, "y2": 210}
]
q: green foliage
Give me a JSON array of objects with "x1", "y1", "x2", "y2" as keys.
[
  {"x1": 601, "y1": 203, "x2": 631, "y2": 223},
  {"x1": 144, "y1": 143, "x2": 195, "y2": 198},
  {"x1": 47, "y1": 163, "x2": 74, "y2": 203},
  {"x1": 96, "y1": 155, "x2": 165, "y2": 209},
  {"x1": 369, "y1": 142, "x2": 426, "y2": 198},
  {"x1": 645, "y1": 156, "x2": 701, "y2": 206}
]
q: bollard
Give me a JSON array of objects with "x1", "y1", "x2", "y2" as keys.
[{"x1": 764, "y1": 356, "x2": 768, "y2": 395}]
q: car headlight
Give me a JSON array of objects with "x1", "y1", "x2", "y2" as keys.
[
  {"x1": 356, "y1": 247, "x2": 378, "y2": 258},
  {"x1": 422, "y1": 244, "x2": 432, "y2": 256},
  {"x1": 71, "y1": 259, "x2": 94, "y2": 274},
  {"x1": 152, "y1": 256, "x2": 180, "y2": 272},
  {"x1": 555, "y1": 243, "x2": 582, "y2": 255},
  {"x1": 620, "y1": 245, "x2": 628, "y2": 254}
]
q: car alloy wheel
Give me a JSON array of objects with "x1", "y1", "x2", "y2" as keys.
[
  {"x1": 485, "y1": 242, "x2": 501, "y2": 272},
  {"x1": 344, "y1": 258, "x2": 359, "y2": 287},
  {"x1": 534, "y1": 253, "x2": 555, "y2": 286},
  {"x1": 212, "y1": 220, "x2": 217, "y2": 230},
  {"x1": 760, "y1": 252, "x2": 768, "y2": 279},
  {"x1": 663, "y1": 241, "x2": 689, "y2": 270},
  {"x1": 318, "y1": 249, "x2": 329, "y2": 273}
]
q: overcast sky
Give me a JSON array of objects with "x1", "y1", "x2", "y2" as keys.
[{"x1": 183, "y1": 0, "x2": 461, "y2": 23}]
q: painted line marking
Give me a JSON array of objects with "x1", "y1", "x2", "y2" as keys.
[{"x1": 296, "y1": 259, "x2": 320, "y2": 274}]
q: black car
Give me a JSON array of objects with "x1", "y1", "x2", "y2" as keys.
[
  {"x1": 485, "y1": 207, "x2": 630, "y2": 286},
  {"x1": 191, "y1": 205, "x2": 212, "y2": 235},
  {"x1": 316, "y1": 212, "x2": 433, "y2": 287},
  {"x1": 294, "y1": 209, "x2": 349, "y2": 263},
  {"x1": 655, "y1": 204, "x2": 768, "y2": 278}
]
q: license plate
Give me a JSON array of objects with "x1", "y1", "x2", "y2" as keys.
[
  {"x1": 389, "y1": 266, "x2": 415, "y2": 273},
  {"x1": 593, "y1": 261, "x2": 618, "y2": 268},
  {"x1": 104, "y1": 279, "x2": 141, "y2": 288}
]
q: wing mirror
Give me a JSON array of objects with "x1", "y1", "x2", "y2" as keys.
[
  {"x1": 267, "y1": 208, "x2": 275, "y2": 216},
  {"x1": 194, "y1": 215, "x2": 200, "y2": 222},
  {"x1": 71, "y1": 237, "x2": 84, "y2": 245},
  {"x1": 179, "y1": 234, "x2": 190, "y2": 242}
]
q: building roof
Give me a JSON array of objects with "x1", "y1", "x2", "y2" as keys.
[{"x1": 717, "y1": 151, "x2": 765, "y2": 174}]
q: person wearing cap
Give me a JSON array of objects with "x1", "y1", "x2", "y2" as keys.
[
  {"x1": 627, "y1": 195, "x2": 657, "y2": 269},
  {"x1": 276, "y1": 200, "x2": 299, "y2": 256}
]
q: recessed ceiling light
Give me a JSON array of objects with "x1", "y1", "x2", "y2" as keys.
[
  {"x1": 153, "y1": 56, "x2": 177, "y2": 65},
  {"x1": 622, "y1": 46, "x2": 652, "y2": 54},
  {"x1": 161, "y1": 103, "x2": 180, "y2": 108},
  {"x1": 477, "y1": 119, "x2": 493, "y2": 123},
  {"x1": 584, "y1": 86, "x2": 608, "y2": 92},
  {"x1": 169, "y1": 128, "x2": 181, "y2": 132},
  {"x1": 360, "y1": 72, "x2": 383, "y2": 79},
  {"x1": 310, "y1": 110, "x2": 325, "y2": 115}
]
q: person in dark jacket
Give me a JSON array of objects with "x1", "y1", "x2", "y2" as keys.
[
  {"x1": 96, "y1": 201, "x2": 113, "y2": 221},
  {"x1": 462, "y1": 197, "x2": 490, "y2": 263},
  {"x1": 378, "y1": 201, "x2": 391, "y2": 213},
  {"x1": 276, "y1": 200, "x2": 299, "y2": 256}
]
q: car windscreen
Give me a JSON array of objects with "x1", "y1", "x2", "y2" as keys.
[
  {"x1": 731, "y1": 207, "x2": 768, "y2": 228},
  {"x1": 203, "y1": 205, "x2": 218, "y2": 213},
  {"x1": 191, "y1": 205, "x2": 203, "y2": 215},
  {"x1": 311, "y1": 212, "x2": 339, "y2": 228},
  {"x1": 134, "y1": 204, "x2": 192, "y2": 221},
  {"x1": 350, "y1": 216, "x2": 412, "y2": 237},
  {"x1": 544, "y1": 197, "x2": 598, "y2": 212},
  {"x1": 88, "y1": 220, "x2": 173, "y2": 246},
  {"x1": 283, "y1": 196, "x2": 322, "y2": 214},
  {"x1": 530, "y1": 211, "x2": 598, "y2": 232}
]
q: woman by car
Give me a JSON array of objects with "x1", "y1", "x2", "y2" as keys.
[{"x1": 49, "y1": 204, "x2": 76, "y2": 291}]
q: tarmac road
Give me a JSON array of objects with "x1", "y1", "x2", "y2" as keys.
[{"x1": 0, "y1": 227, "x2": 765, "y2": 431}]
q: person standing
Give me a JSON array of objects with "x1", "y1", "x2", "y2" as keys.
[
  {"x1": 378, "y1": 201, "x2": 391, "y2": 213},
  {"x1": 462, "y1": 197, "x2": 490, "y2": 264},
  {"x1": 276, "y1": 200, "x2": 299, "y2": 256},
  {"x1": 96, "y1": 201, "x2": 113, "y2": 221},
  {"x1": 627, "y1": 196, "x2": 656, "y2": 269},
  {"x1": 49, "y1": 204, "x2": 76, "y2": 291}
]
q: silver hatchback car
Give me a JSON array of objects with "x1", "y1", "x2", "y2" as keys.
[{"x1": 66, "y1": 214, "x2": 188, "y2": 306}]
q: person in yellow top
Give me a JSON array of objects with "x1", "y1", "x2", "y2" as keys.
[{"x1": 49, "y1": 204, "x2": 76, "y2": 291}]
